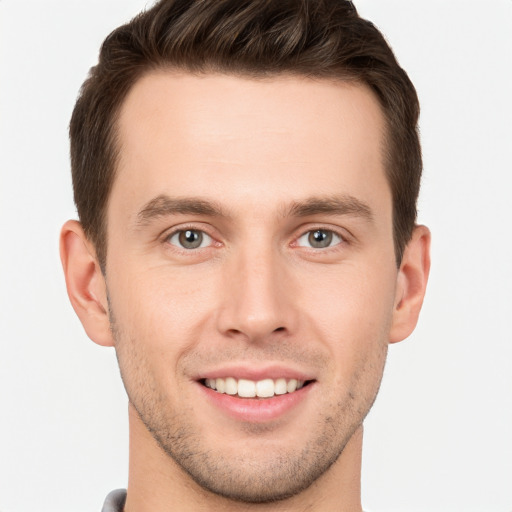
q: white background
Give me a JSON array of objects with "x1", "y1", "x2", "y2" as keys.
[{"x1": 0, "y1": 1, "x2": 511, "y2": 511}]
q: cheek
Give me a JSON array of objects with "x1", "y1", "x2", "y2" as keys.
[
  {"x1": 301, "y1": 258, "x2": 397, "y2": 329},
  {"x1": 299, "y1": 260, "x2": 396, "y2": 376},
  {"x1": 107, "y1": 262, "x2": 218, "y2": 354}
]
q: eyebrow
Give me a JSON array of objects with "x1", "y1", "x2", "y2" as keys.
[
  {"x1": 135, "y1": 193, "x2": 374, "y2": 226},
  {"x1": 287, "y1": 195, "x2": 374, "y2": 222},
  {"x1": 136, "y1": 195, "x2": 229, "y2": 226}
]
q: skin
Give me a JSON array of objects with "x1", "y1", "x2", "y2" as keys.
[{"x1": 60, "y1": 72, "x2": 430, "y2": 512}]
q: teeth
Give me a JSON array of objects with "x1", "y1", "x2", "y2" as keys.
[
  {"x1": 238, "y1": 379, "x2": 256, "y2": 398},
  {"x1": 274, "y1": 378, "x2": 287, "y2": 395},
  {"x1": 225, "y1": 377, "x2": 237, "y2": 395},
  {"x1": 215, "y1": 378, "x2": 226, "y2": 393},
  {"x1": 287, "y1": 379, "x2": 298, "y2": 393},
  {"x1": 204, "y1": 377, "x2": 306, "y2": 398},
  {"x1": 256, "y1": 378, "x2": 274, "y2": 398}
]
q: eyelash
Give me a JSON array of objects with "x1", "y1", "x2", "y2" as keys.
[
  {"x1": 295, "y1": 228, "x2": 346, "y2": 250},
  {"x1": 162, "y1": 224, "x2": 348, "y2": 253},
  {"x1": 162, "y1": 224, "x2": 219, "y2": 252}
]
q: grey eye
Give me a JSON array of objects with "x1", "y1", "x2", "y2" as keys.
[
  {"x1": 169, "y1": 229, "x2": 211, "y2": 250},
  {"x1": 297, "y1": 229, "x2": 342, "y2": 249}
]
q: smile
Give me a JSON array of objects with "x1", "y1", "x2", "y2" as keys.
[{"x1": 203, "y1": 377, "x2": 308, "y2": 398}]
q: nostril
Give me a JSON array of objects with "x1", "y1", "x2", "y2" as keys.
[{"x1": 273, "y1": 327, "x2": 286, "y2": 332}]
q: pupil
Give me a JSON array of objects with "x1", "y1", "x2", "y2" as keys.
[
  {"x1": 179, "y1": 230, "x2": 202, "y2": 249},
  {"x1": 309, "y1": 230, "x2": 332, "y2": 248}
]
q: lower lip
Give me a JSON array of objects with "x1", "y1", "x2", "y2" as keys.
[{"x1": 198, "y1": 382, "x2": 314, "y2": 423}]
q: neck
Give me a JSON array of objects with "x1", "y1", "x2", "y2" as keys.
[{"x1": 124, "y1": 404, "x2": 363, "y2": 512}]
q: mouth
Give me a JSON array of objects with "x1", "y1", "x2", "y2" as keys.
[{"x1": 201, "y1": 377, "x2": 314, "y2": 399}]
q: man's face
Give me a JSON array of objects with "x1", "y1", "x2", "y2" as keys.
[{"x1": 105, "y1": 72, "x2": 399, "y2": 502}]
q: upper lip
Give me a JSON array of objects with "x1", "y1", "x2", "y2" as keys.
[{"x1": 194, "y1": 364, "x2": 316, "y2": 382}]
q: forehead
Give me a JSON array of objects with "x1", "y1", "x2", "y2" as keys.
[{"x1": 111, "y1": 71, "x2": 389, "y2": 219}]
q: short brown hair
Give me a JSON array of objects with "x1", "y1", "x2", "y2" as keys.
[{"x1": 70, "y1": 0, "x2": 421, "y2": 269}]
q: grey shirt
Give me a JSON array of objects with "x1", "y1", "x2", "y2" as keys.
[{"x1": 101, "y1": 489, "x2": 127, "y2": 512}]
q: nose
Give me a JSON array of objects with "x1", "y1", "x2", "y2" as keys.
[{"x1": 216, "y1": 244, "x2": 297, "y2": 344}]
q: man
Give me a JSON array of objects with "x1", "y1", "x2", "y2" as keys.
[{"x1": 60, "y1": 0, "x2": 430, "y2": 510}]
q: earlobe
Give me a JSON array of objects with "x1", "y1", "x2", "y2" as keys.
[
  {"x1": 60, "y1": 220, "x2": 114, "y2": 347},
  {"x1": 389, "y1": 225, "x2": 431, "y2": 344}
]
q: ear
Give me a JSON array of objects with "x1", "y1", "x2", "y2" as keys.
[
  {"x1": 389, "y1": 225, "x2": 431, "y2": 344},
  {"x1": 60, "y1": 220, "x2": 114, "y2": 347}
]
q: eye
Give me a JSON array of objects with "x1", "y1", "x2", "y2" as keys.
[
  {"x1": 167, "y1": 229, "x2": 212, "y2": 250},
  {"x1": 296, "y1": 229, "x2": 343, "y2": 249}
]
